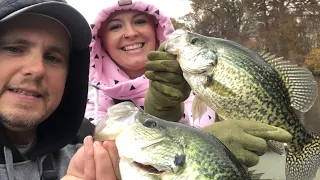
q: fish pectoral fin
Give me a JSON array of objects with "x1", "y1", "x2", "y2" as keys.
[
  {"x1": 191, "y1": 95, "x2": 207, "y2": 122},
  {"x1": 266, "y1": 140, "x2": 286, "y2": 156},
  {"x1": 258, "y1": 52, "x2": 318, "y2": 112}
]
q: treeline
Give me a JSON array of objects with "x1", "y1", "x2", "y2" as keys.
[{"x1": 170, "y1": 0, "x2": 320, "y2": 75}]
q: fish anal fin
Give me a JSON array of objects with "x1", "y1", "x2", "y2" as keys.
[{"x1": 293, "y1": 109, "x2": 306, "y2": 126}]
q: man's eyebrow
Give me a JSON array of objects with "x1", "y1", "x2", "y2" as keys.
[{"x1": 0, "y1": 38, "x2": 36, "y2": 47}]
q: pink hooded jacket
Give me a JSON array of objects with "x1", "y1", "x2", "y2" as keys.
[{"x1": 85, "y1": 0, "x2": 216, "y2": 128}]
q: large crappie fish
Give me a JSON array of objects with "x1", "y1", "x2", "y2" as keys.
[
  {"x1": 163, "y1": 28, "x2": 320, "y2": 180},
  {"x1": 94, "y1": 101, "x2": 253, "y2": 180}
]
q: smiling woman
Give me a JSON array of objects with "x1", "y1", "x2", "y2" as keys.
[
  {"x1": 84, "y1": 0, "x2": 216, "y2": 129},
  {"x1": 84, "y1": 0, "x2": 176, "y2": 124}
]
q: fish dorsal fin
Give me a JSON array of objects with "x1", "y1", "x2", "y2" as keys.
[
  {"x1": 191, "y1": 95, "x2": 207, "y2": 123},
  {"x1": 257, "y1": 52, "x2": 318, "y2": 112}
]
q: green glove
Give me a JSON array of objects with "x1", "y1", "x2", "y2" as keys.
[
  {"x1": 202, "y1": 120, "x2": 292, "y2": 167},
  {"x1": 144, "y1": 43, "x2": 191, "y2": 122}
]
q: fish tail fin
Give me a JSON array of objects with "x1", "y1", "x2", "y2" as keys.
[{"x1": 285, "y1": 134, "x2": 320, "y2": 180}]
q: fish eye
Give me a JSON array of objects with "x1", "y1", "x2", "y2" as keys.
[
  {"x1": 190, "y1": 38, "x2": 199, "y2": 45},
  {"x1": 143, "y1": 119, "x2": 157, "y2": 128},
  {"x1": 174, "y1": 154, "x2": 186, "y2": 167}
]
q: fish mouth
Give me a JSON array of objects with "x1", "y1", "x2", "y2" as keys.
[{"x1": 133, "y1": 161, "x2": 165, "y2": 174}]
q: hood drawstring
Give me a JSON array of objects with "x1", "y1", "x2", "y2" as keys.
[
  {"x1": 4, "y1": 147, "x2": 14, "y2": 180},
  {"x1": 94, "y1": 86, "x2": 100, "y2": 124},
  {"x1": 4, "y1": 147, "x2": 58, "y2": 180},
  {"x1": 41, "y1": 154, "x2": 58, "y2": 180}
]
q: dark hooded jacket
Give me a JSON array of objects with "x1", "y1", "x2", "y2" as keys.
[{"x1": 0, "y1": 0, "x2": 94, "y2": 179}]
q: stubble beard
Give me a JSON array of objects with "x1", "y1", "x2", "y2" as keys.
[
  {"x1": 0, "y1": 106, "x2": 46, "y2": 130},
  {"x1": 0, "y1": 78, "x2": 49, "y2": 130}
]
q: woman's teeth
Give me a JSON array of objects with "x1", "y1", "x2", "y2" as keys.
[{"x1": 122, "y1": 43, "x2": 144, "y2": 51}]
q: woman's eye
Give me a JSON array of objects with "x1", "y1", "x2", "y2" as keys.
[
  {"x1": 109, "y1": 24, "x2": 122, "y2": 31},
  {"x1": 135, "y1": 19, "x2": 147, "y2": 25}
]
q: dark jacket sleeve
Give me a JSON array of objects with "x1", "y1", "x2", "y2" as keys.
[{"x1": 71, "y1": 118, "x2": 95, "y2": 144}]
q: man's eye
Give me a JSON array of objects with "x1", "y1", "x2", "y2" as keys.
[
  {"x1": 45, "y1": 55, "x2": 60, "y2": 63},
  {"x1": 4, "y1": 47, "x2": 23, "y2": 53}
]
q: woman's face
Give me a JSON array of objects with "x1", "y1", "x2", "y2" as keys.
[{"x1": 100, "y1": 10, "x2": 157, "y2": 79}]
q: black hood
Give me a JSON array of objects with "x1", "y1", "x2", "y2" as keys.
[{"x1": 0, "y1": 0, "x2": 91, "y2": 163}]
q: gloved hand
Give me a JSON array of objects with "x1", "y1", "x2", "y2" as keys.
[
  {"x1": 202, "y1": 119, "x2": 292, "y2": 167},
  {"x1": 144, "y1": 43, "x2": 191, "y2": 122}
]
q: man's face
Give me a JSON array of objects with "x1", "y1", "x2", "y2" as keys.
[{"x1": 0, "y1": 14, "x2": 70, "y2": 131}]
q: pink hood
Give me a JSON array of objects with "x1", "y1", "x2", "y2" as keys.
[
  {"x1": 89, "y1": 0, "x2": 174, "y2": 97},
  {"x1": 85, "y1": 0, "x2": 216, "y2": 127}
]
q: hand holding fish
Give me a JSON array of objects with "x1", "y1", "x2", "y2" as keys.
[
  {"x1": 144, "y1": 44, "x2": 191, "y2": 122},
  {"x1": 202, "y1": 120, "x2": 292, "y2": 167},
  {"x1": 61, "y1": 136, "x2": 120, "y2": 180}
]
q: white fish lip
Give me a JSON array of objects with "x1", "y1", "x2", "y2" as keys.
[
  {"x1": 8, "y1": 88, "x2": 42, "y2": 97},
  {"x1": 121, "y1": 43, "x2": 144, "y2": 51}
]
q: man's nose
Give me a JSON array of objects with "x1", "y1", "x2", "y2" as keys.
[{"x1": 21, "y1": 55, "x2": 45, "y2": 78}]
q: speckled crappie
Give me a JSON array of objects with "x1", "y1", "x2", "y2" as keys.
[
  {"x1": 163, "y1": 28, "x2": 320, "y2": 180},
  {"x1": 94, "y1": 102, "x2": 252, "y2": 180}
]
